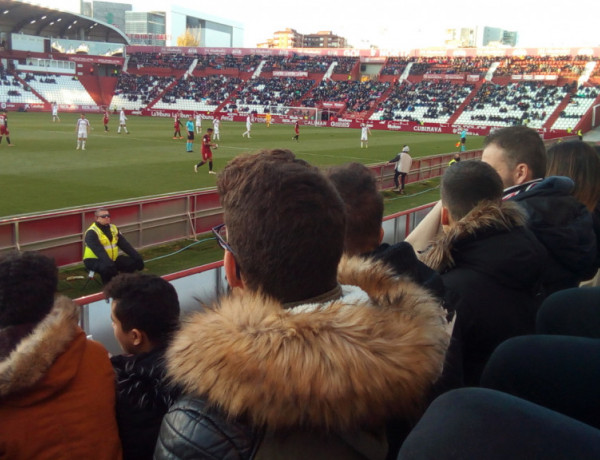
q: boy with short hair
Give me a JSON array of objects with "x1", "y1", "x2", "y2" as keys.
[
  {"x1": 107, "y1": 273, "x2": 181, "y2": 460},
  {"x1": 421, "y1": 160, "x2": 547, "y2": 385}
]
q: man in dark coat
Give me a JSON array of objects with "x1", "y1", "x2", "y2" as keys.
[
  {"x1": 421, "y1": 161, "x2": 547, "y2": 385},
  {"x1": 482, "y1": 126, "x2": 596, "y2": 295}
]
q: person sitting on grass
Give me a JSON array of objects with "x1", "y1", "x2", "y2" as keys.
[{"x1": 107, "y1": 273, "x2": 181, "y2": 460}]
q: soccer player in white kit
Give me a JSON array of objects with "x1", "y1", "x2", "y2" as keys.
[
  {"x1": 212, "y1": 117, "x2": 221, "y2": 141},
  {"x1": 195, "y1": 113, "x2": 202, "y2": 134},
  {"x1": 360, "y1": 123, "x2": 371, "y2": 148},
  {"x1": 51, "y1": 102, "x2": 60, "y2": 122},
  {"x1": 242, "y1": 114, "x2": 252, "y2": 138},
  {"x1": 118, "y1": 108, "x2": 129, "y2": 134},
  {"x1": 76, "y1": 113, "x2": 90, "y2": 150}
]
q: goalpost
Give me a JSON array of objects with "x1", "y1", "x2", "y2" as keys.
[{"x1": 266, "y1": 105, "x2": 321, "y2": 126}]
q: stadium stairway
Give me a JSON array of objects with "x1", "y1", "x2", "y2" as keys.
[
  {"x1": 446, "y1": 81, "x2": 484, "y2": 125},
  {"x1": 363, "y1": 83, "x2": 396, "y2": 120},
  {"x1": 14, "y1": 74, "x2": 47, "y2": 104},
  {"x1": 543, "y1": 92, "x2": 574, "y2": 130},
  {"x1": 145, "y1": 78, "x2": 180, "y2": 110},
  {"x1": 294, "y1": 79, "x2": 322, "y2": 107}
]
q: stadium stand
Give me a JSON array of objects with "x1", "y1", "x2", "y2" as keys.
[
  {"x1": 552, "y1": 86, "x2": 600, "y2": 130},
  {"x1": 0, "y1": 72, "x2": 41, "y2": 104},
  {"x1": 232, "y1": 76, "x2": 316, "y2": 114},
  {"x1": 370, "y1": 80, "x2": 475, "y2": 122},
  {"x1": 23, "y1": 74, "x2": 98, "y2": 107},
  {"x1": 302, "y1": 79, "x2": 391, "y2": 114},
  {"x1": 455, "y1": 81, "x2": 571, "y2": 128},
  {"x1": 111, "y1": 73, "x2": 175, "y2": 110},
  {"x1": 153, "y1": 75, "x2": 243, "y2": 112}
]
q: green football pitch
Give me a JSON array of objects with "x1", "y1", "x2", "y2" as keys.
[{"x1": 0, "y1": 112, "x2": 484, "y2": 218}]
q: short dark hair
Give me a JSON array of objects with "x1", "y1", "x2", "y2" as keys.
[
  {"x1": 483, "y1": 126, "x2": 547, "y2": 179},
  {"x1": 0, "y1": 251, "x2": 58, "y2": 327},
  {"x1": 326, "y1": 162, "x2": 383, "y2": 255},
  {"x1": 441, "y1": 160, "x2": 503, "y2": 220},
  {"x1": 104, "y1": 273, "x2": 180, "y2": 346},
  {"x1": 547, "y1": 140, "x2": 600, "y2": 211},
  {"x1": 217, "y1": 149, "x2": 346, "y2": 304}
]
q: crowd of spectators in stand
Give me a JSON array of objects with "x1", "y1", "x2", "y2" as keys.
[
  {"x1": 558, "y1": 86, "x2": 600, "y2": 119},
  {"x1": 161, "y1": 75, "x2": 242, "y2": 105},
  {"x1": 494, "y1": 55, "x2": 595, "y2": 77},
  {"x1": 375, "y1": 80, "x2": 474, "y2": 121},
  {"x1": 409, "y1": 57, "x2": 494, "y2": 76},
  {"x1": 234, "y1": 77, "x2": 315, "y2": 108},
  {"x1": 331, "y1": 57, "x2": 358, "y2": 74},
  {"x1": 128, "y1": 52, "x2": 195, "y2": 70},
  {"x1": 194, "y1": 54, "x2": 263, "y2": 73},
  {"x1": 22, "y1": 73, "x2": 57, "y2": 84},
  {"x1": 463, "y1": 81, "x2": 570, "y2": 124},
  {"x1": 380, "y1": 57, "x2": 413, "y2": 76},
  {"x1": 303, "y1": 79, "x2": 390, "y2": 113},
  {"x1": 113, "y1": 73, "x2": 174, "y2": 105},
  {"x1": 261, "y1": 54, "x2": 355, "y2": 74}
]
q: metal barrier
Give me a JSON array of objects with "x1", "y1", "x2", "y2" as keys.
[
  {"x1": 0, "y1": 150, "x2": 482, "y2": 267},
  {"x1": 75, "y1": 202, "x2": 437, "y2": 355}
]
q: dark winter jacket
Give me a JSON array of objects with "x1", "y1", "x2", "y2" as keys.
[
  {"x1": 154, "y1": 256, "x2": 450, "y2": 460},
  {"x1": 111, "y1": 347, "x2": 180, "y2": 460},
  {"x1": 507, "y1": 176, "x2": 597, "y2": 294},
  {"x1": 421, "y1": 201, "x2": 547, "y2": 385}
]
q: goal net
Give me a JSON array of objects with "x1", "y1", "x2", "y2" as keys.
[{"x1": 265, "y1": 105, "x2": 321, "y2": 126}]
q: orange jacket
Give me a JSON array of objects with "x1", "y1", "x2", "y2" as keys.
[{"x1": 0, "y1": 297, "x2": 122, "y2": 460}]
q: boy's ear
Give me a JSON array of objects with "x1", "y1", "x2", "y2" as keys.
[
  {"x1": 129, "y1": 328, "x2": 144, "y2": 347},
  {"x1": 224, "y1": 250, "x2": 244, "y2": 289},
  {"x1": 379, "y1": 227, "x2": 384, "y2": 245}
]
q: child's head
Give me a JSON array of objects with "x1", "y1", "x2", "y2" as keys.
[
  {"x1": 0, "y1": 251, "x2": 57, "y2": 328},
  {"x1": 105, "y1": 273, "x2": 180, "y2": 354}
]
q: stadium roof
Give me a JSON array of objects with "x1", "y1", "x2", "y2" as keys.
[{"x1": 0, "y1": 0, "x2": 130, "y2": 44}]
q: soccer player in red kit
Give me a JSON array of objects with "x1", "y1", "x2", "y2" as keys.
[
  {"x1": 0, "y1": 111, "x2": 14, "y2": 146},
  {"x1": 292, "y1": 120, "x2": 300, "y2": 142},
  {"x1": 173, "y1": 113, "x2": 183, "y2": 139},
  {"x1": 103, "y1": 109, "x2": 110, "y2": 133},
  {"x1": 194, "y1": 128, "x2": 217, "y2": 175}
]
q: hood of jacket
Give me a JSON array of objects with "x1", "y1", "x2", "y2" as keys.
[
  {"x1": 509, "y1": 176, "x2": 596, "y2": 277},
  {"x1": 0, "y1": 296, "x2": 82, "y2": 399},
  {"x1": 420, "y1": 201, "x2": 546, "y2": 290},
  {"x1": 166, "y1": 256, "x2": 449, "y2": 432}
]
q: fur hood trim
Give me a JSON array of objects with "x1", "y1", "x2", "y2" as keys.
[
  {"x1": 0, "y1": 296, "x2": 80, "y2": 397},
  {"x1": 420, "y1": 200, "x2": 527, "y2": 272},
  {"x1": 166, "y1": 256, "x2": 449, "y2": 431}
]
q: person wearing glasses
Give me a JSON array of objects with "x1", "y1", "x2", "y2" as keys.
[
  {"x1": 83, "y1": 208, "x2": 144, "y2": 284},
  {"x1": 155, "y1": 149, "x2": 450, "y2": 459}
]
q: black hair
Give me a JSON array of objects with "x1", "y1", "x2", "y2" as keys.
[
  {"x1": 104, "y1": 273, "x2": 180, "y2": 346},
  {"x1": 0, "y1": 251, "x2": 58, "y2": 327}
]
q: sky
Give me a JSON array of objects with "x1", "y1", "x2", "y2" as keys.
[{"x1": 33, "y1": 0, "x2": 600, "y2": 49}]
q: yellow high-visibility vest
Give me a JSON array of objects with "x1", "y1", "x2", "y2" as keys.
[{"x1": 83, "y1": 223, "x2": 119, "y2": 260}]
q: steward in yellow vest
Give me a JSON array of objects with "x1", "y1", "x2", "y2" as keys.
[{"x1": 83, "y1": 208, "x2": 144, "y2": 284}]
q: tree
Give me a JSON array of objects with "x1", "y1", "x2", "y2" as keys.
[{"x1": 177, "y1": 30, "x2": 199, "y2": 47}]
